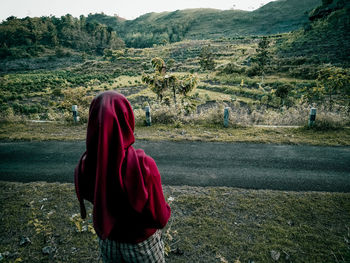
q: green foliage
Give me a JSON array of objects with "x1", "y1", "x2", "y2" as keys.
[
  {"x1": 142, "y1": 73, "x2": 169, "y2": 102},
  {"x1": 61, "y1": 87, "x2": 92, "y2": 122},
  {"x1": 275, "y1": 84, "x2": 292, "y2": 105},
  {"x1": 198, "y1": 84, "x2": 265, "y2": 101},
  {"x1": 91, "y1": 0, "x2": 320, "y2": 47},
  {"x1": 151, "y1": 57, "x2": 167, "y2": 74},
  {"x1": 251, "y1": 37, "x2": 271, "y2": 80},
  {"x1": 119, "y1": 13, "x2": 193, "y2": 48},
  {"x1": 55, "y1": 47, "x2": 72, "y2": 58},
  {"x1": 177, "y1": 74, "x2": 199, "y2": 96},
  {"x1": 246, "y1": 64, "x2": 261, "y2": 77},
  {"x1": 199, "y1": 45, "x2": 216, "y2": 70},
  {"x1": 219, "y1": 63, "x2": 246, "y2": 75},
  {"x1": 12, "y1": 102, "x2": 43, "y2": 115},
  {"x1": 142, "y1": 57, "x2": 198, "y2": 104},
  {"x1": 166, "y1": 58, "x2": 175, "y2": 70},
  {"x1": 302, "y1": 86, "x2": 324, "y2": 104},
  {"x1": 52, "y1": 88, "x2": 63, "y2": 97},
  {"x1": 316, "y1": 66, "x2": 350, "y2": 108},
  {"x1": 103, "y1": 48, "x2": 125, "y2": 61},
  {"x1": 0, "y1": 0, "x2": 321, "y2": 54},
  {"x1": 0, "y1": 15, "x2": 125, "y2": 59},
  {"x1": 309, "y1": 0, "x2": 349, "y2": 21},
  {"x1": 278, "y1": 4, "x2": 350, "y2": 65}
]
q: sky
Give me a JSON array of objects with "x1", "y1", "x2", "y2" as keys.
[{"x1": 1, "y1": 0, "x2": 277, "y2": 22}]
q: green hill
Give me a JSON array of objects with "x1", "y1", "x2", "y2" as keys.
[
  {"x1": 0, "y1": 15, "x2": 125, "y2": 59},
  {"x1": 87, "y1": 0, "x2": 321, "y2": 48},
  {"x1": 0, "y1": 0, "x2": 324, "y2": 56},
  {"x1": 278, "y1": 0, "x2": 350, "y2": 65}
]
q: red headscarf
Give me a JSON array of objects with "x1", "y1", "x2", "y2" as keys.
[{"x1": 74, "y1": 91, "x2": 149, "y2": 239}]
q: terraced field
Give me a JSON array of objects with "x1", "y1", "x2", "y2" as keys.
[{"x1": 0, "y1": 38, "x2": 348, "y2": 128}]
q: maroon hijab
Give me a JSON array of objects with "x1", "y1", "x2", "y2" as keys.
[{"x1": 74, "y1": 91, "x2": 149, "y2": 239}]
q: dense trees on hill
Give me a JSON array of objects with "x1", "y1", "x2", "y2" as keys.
[
  {"x1": 86, "y1": 0, "x2": 321, "y2": 48},
  {"x1": 0, "y1": 0, "x2": 322, "y2": 53},
  {"x1": 87, "y1": 13, "x2": 194, "y2": 48},
  {"x1": 0, "y1": 14, "x2": 124, "y2": 59},
  {"x1": 278, "y1": 0, "x2": 350, "y2": 65},
  {"x1": 122, "y1": 20, "x2": 193, "y2": 48}
]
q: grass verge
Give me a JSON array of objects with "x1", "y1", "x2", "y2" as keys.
[
  {"x1": 0, "y1": 121, "x2": 350, "y2": 146},
  {"x1": 0, "y1": 181, "x2": 349, "y2": 262}
]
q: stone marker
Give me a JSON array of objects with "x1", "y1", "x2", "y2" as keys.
[
  {"x1": 224, "y1": 107, "x2": 230, "y2": 128},
  {"x1": 308, "y1": 108, "x2": 316, "y2": 127},
  {"x1": 72, "y1": 105, "x2": 79, "y2": 123},
  {"x1": 145, "y1": 106, "x2": 151, "y2": 126}
]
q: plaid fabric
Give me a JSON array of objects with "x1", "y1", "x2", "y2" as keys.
[{"x1": 99, "y1": 230, "x2": 165, "y2": 263}]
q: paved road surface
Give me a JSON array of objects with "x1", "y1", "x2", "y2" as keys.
[{"x1": 0, "y1": 141, "x2": 349, "y2": 192}]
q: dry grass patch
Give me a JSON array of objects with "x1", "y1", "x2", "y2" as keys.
[
  {"x1": 0, "y1": 122, "x2": 349, "y2": 146},
  {"x1": 0, "y1": 182, "x2": 349, "y2": 262}
]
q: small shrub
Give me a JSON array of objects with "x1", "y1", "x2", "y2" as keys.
[
  {"x1": 151, "y1": 106, "x2": 178, "y2": 124},
  {"x1": 246, "y1": 64, "x2": 261, "y2": 77},
  {"x1": 219, "y1": 63, "x2": 246, "y2": 75},
  {"x1": 308, "y1": 118, "x2": 343, "y2": 130},
  {"x1": 52, "y1": 88, "x2": 63, "y2": 97},
  {"x1": 0, "y1": 107, "x2": 20, "y2": 121},
  {"x1": 55, "y1": 48, "x2": 71, "y2": 58}
]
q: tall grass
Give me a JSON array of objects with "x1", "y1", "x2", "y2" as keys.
[{"x1": 134, "y1": 102, "x2": 349, "y2": 128}]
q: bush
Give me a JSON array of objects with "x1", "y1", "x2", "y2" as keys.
[
  {"x1": 219, "y1": 63, "x2": 246, "y2": 75},
  {"x1": 60, "y1": 87, "x2": 92, "y2": 123},
  {"x1": 151, "y1": 106, "x2": 179, "y2": 124},
  {"x1": 52, "y1": 88, "x2": 63, "y2": 97},
  {"x1": 246, "y1": 64, "x2": 261, "y2": 77},
  {"x1": 308, "y1": 118, "x2": 344, "y2": 131},
  {"x1": 55, "y1": 48, "x2": 72, "y2": 58},
  {"x1": 0, "y1": 46, "x2": 11, "y2": 59},
  {"x1": 12, "y1": 103, "x2": 43, "y2": 115},
  {"x1": 288, "y1": 65, "x2": 320, "y2": 79},
  {"x1": 0, "y1": 107, "x2": 20, "y2": 121}
]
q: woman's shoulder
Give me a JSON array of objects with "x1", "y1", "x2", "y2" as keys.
[
  {"x1": 134, "y1": 148, "x2": 159, "y2": 176},
  {"x1": 135, "y1": 149, "x2": 155, "y2": 165}
]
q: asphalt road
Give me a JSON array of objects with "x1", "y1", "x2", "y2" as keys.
[{"x1": 0, "y1": 141, "x2": 349, "y2": 192}]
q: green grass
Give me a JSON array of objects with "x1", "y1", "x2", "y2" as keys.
[
  {"x1": 198, "y1": 84, "x2": 265, "y2": 101},
  {"x1": 0, "y1": 122, "x2": 350, "y2": 146},
  {"x1": 1, "y1": 181, "x2": 349, "y2": 262}
]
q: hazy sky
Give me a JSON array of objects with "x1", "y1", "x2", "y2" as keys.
[{"x1": 1, "y1": 0, "x2": 277, "y2": 21}]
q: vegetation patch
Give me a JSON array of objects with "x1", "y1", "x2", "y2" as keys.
[
  {"x1": 1, "y1": 181, "x2": 349, "y2": 262},
  {"x1": 0, "y1": 122, "x2": 349, "y2": 146}
]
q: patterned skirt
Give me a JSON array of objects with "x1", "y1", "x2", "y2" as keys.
[{"x1": 98, "y1": 230, "x2": 165, "y2": 263}]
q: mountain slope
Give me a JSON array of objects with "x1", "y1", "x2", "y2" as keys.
[
  {"x1": 0, "y1": 15, "x2": 125, "y2": 59},
  {"x1": 278, "y1": 0, "x2": 350, "y2": 65},
  {"x1": 87, "y1": 0, "x2": 321, "y2": 47}
]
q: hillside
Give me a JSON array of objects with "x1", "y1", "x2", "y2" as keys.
[
  {"x1": 0, "y1": 15, "x2": 125, "y2": 59},
  {"x1": 278, "y1": 0, "x2": 350, "y2": 65},
  {"x1": 0, "y1": 0, "x2": 321, "y2": 54},
  {"x1": 87, "y1": 0, "x2": 321, "y2": 48}
]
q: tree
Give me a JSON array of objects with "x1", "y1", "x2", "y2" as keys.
[
  {"x1": 317, "y1": 67, "x2": 350, "y2": 110},
  {"x1": 253, "y1": 37, "x2": 271, "y2": 84},
  {"x1": 199, "y1": 45, "x2": 216, "y2": 70},
  {"x1": 142, "y1": 57, "x2": 198, "y2": 105},
  {"x1": 0, "y1": 15, "x2": 124, "y2": 59},
  {"x1": 275, "y1": 84, "x2": 291, "y2": 106},
  {"x1": 151, "y1": 57, "x2": 166, "y2": 74}
]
